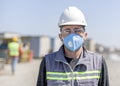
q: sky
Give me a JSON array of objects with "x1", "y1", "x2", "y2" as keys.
[{"x1": 0, "y1": 0, "x2": 120, "y2": 47}]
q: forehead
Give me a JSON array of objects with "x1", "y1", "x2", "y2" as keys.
[{"x1": 61, "y1": 25, "x2": 83, "y2": 29}]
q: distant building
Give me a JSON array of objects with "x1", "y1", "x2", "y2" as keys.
[
  {"x1": 22, "y1": 36, "x2": 51, "y2": 59},
  {"x1": 85, "y1": 38, "x2": 95, "y2": 52},
  {"x1": 0, "y1": 32, "x2": 21, "y2": 39},
  {"x1": 51, "y1": 37, "x2": 62, "y2": 52}
]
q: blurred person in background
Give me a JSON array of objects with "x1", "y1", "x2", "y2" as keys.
[
  {"x1": 8, "y1": 37, "x2": 22, "y2": 74},
  {"x1": 37, "y1": 6, "x2": 109, "y2": 86}
]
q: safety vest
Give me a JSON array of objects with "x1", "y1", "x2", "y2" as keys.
[
  {"x1": 45, "y1": 46, "x2": 102, "y2": 86},
  {"x1": 8, "y1": 42, "x2": 20, "y2": 56}
]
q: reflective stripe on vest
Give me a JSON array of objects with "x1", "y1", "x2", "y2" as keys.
[{"x1": 47, "y1": 70, "x2": 100, "y2": 80}]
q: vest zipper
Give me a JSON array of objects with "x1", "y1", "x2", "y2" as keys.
[{"x1": 63, "y1": 62, "x2": 74, "y2": 86}]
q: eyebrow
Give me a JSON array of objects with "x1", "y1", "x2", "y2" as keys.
[
  {"x1": 60, "y1": 26, "x2": 85, "y2": 32},
  {"x1": 63, "y1": 28, "x2": 71, "y2": 30}
]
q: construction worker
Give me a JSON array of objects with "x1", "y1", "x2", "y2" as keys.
[
  {"x1": 37, "y1": 6, "x2": 109, "y2": 86},
  {"x1": 8, "y1": 37, "x2": 21, "y2": 74}
]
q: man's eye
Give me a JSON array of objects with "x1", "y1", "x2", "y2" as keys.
[
  {"x1": 63, "y1": 30, "x2": 71, "y2": 33},
  {"x1": 65, "y1": 30, "x2": 71, "y2": 32},
  {"x1": 75, "y1": 29, "x2": 84, "y2": 33}
]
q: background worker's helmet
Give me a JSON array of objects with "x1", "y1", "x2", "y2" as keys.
[
  {"x1": 12, "y1": 37, "x2": 19, "y2": 42},
  {"x1": 58, "y1": 6, "x2": 87, "y2": 27}
]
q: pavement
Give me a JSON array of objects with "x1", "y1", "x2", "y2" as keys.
[
  {"x1": 106, "y1": 60, "x2": 120, "y2": 86},
  {"x1": 0, "y1": 59, "x2": 41, "y2": 86},
  {"x1": 0, "y1": 59, "x2": 120, "y2": 86}
]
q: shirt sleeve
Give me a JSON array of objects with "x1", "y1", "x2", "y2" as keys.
[
  {"x1": 98, "y1": 57, "x2": 109, "y2": 86},
  {"x1": 37, "y1": 57, "x2": 47, "y2": 86}
]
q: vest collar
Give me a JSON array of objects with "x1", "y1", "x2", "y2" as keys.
[
  {"x1": 55, "y1": 45, "x2": 67, "y2": 63},
  {"x1": 55, "y1": 45, "x2": 89, "y2": 64}
]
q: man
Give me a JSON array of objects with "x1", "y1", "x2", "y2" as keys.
[
  {"x1": 8, "y1": 37, "x2": 21, "y2": 74},
  {"x1": 37, "y1": 6, "x2": 109, "y2": 86}
]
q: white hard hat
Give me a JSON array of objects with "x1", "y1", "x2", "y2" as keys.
[{"x1": 58, "y1": 6, "x2": 87, "y2": 27}]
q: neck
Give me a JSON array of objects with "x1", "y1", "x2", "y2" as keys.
[{"x1": 64, "y1": 47, "x2": 83, "y2": 59}]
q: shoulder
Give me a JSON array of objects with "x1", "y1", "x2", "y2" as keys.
[
  {"x1": 45, "y1": 51, "x2": 57, "y2": 58},
  {"x1": 44, "y1": 51, "x2": 58, "y2": 61},
  {"x1": 83, "y1": 47, "x2": 102, "y2": 58},
  {"x1": 86, "y1": 50, "x2": 102, "y2": 57},
  {"x1": 87, "y1": 50, "x2": 102, "y2": 58},
  {"x1": 86, "y1": 50, "x2": 103, "y2": 64},
  {"x1": 85, "y1": 50, "x2": 104, "y2": 70}
]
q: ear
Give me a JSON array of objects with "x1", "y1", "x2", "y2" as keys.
[
  {"x1": 83, "y1": 32, "x2": 87, "y2": 40},
  {"x1": 58, "y1": 33, "x2": 63, "y2": 41}
]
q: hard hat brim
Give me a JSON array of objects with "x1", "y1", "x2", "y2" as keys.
[{"x1": 58, "y1": 21, "x2": 87, "y2": 27}]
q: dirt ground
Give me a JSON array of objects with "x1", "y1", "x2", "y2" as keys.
[{"x1": 106, "y1": 59, "x2": 120, "y2": 86}]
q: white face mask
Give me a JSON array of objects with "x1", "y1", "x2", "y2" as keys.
[{"x1": 63, "y1": 33, "x2": 84, "y2": 51}]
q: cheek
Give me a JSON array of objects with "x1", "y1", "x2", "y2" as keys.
[{"x1": 61, "y1": 34, "x2": 67, "y2": 38}]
